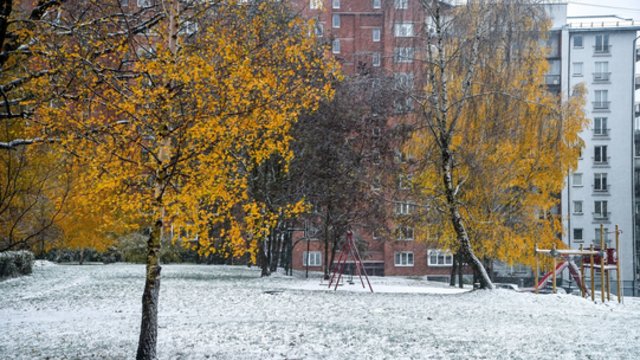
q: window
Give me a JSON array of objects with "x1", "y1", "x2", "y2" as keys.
[
  {"x1": 595, "y1": 227, "x2": 610, "y2": 243},
  {"x1": 594, "y1": 200, "x2": 608, "y2": 219},
  {"x1": 398, "y1": 174, "x2": 412, "y2": 190},
  {"x1": 394, "y1": 72, "x2": 414, "y2": 91},
  {"x1": 178, "y1": 21, "x2": 198, "y2": 36},
  {"x1": 332, "y1": 0, "x2": 340, "y2": 9},
  {"x1": 594, "y1": 90, "x2": 609, "y2": 110},
  {"x1": 573, "y1": 35, "x2": 583, "y2": 48},
  {"x1": 373, "y1": 0, "x2": 381, "y2": 9},
  {"x1": 594, "y1": 145, "x2": 608, "y2": 164},
  {"x1": 372, "y1": 52, "x2": 381, "y2": 67},
  {"x1": 428, "y1": 250, "x2": 453, "y2": 267},
  {"x1": 332, "y1": 14, "x2": 340, "y2": 28},
  {"x1": 137, "y1": 0, "x2": 153, "y2": 7},
  {"x1": 394, "y1": 47, "x2": 414, "y2": 63},
  {"x1": 394, "y1": 0, "x2": 408, "y2": 9},
  {"x1": 594, "y1": 173, "x2": 608, "y2": 192},
  {"x1": 574, "y1": 228, "x2": 584, "y2": 243},
  {"x1": 310, "y1": 0, "x2": 321, "y2": 9},
  {"x1": 572, "y1": 173, "x2": 583, "y2": 187},
  {"x1": 303, "y1": 251, "x2": 322, "y2": 266},
  {"x1": 595, "y1": 34, "x2": 610, "y2": 53},
  {"x1": 594, "y1": 62, "x2": 609, "y2": 81},
  {"x1": 572, "y1": 62, "x2": 583, "y2": 76},
  {"x1": 573, "y1": 200, "x2": 583, "y2": 214},
  {"x1": 396, "y1": 226, "x2": 414, "y2": 241},
  {"x1": 372, "y1": 28, "x2": 381, "y2": 42},
  {"x1": 394, "y1": 23, "x2": 414, "y2": 37},
  {"x1": 594, "y1": 117, "x2": 607, "y2": 136},
  {"x1": 394, "y1": 201, "x2": 417, "y2": 215},
  {"x1": 314, "y1": 23, "x2": 324, "y2": 37},
  {"x1": 332, "y1": 39, "x2": 340, "y2": 54},
  {"x1": 394, "y1": 251, "x2": 414, "y2": 266},
  {"x1": 120, "y1": 0, "x2": 129, "y2": 6}
]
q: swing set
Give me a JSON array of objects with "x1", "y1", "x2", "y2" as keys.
[{"x1": 534, "y1": 224, "x2": 622, "y2": 303}]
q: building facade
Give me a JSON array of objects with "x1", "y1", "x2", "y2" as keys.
[{"x1": 548, "y1": 3, "x2": 640, "y2": 295}]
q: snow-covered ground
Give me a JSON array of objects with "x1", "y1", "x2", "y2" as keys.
[{"x1": 1, "y1": 263, "x2": 639, "y2": 359}]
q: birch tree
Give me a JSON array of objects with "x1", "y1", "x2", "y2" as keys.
[{"x1": 409, "y1": 0, "x2": 587, "y2": 288}]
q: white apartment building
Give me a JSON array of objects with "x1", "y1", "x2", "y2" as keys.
[{"x1": 547, "y1": 3, "x2": 640, "y2": 296}]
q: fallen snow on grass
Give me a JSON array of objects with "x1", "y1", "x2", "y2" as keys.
[{"x1": 1, "y1": 264, "x2": 639, "y2": 359}]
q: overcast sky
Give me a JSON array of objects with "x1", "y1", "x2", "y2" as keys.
[{"x1": 568, "y1": 0, "x2": 640, "y2": 21}]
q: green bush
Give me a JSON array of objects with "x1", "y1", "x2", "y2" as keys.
[{"x1": 0, "y1": 251, "x2": 34, "y2": 279}]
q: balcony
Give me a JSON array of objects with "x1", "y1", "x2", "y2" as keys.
[
  {"x1": 593, "y1": 128, "x2": 610, "y2": 137},
  {"x1": 593, "y1": 101, "x2": 610, "y2": 111},
  {"x1": 593, "y1": 72, "x2": 611, "y2": 82},
  {"x1": 593, "y1": 156, "x2": 610, "y2": 167},
  {"x1": 593, "y1": 184, "x2": 610, "y2": 194},
  {"x1": 593, "y1": 45, "x2": 611, "y2": 55},
  {"x1": 592, "y1": 212, "x2": 611, "y2": 221}
]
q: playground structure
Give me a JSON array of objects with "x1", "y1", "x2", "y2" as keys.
[
  {"x1": 328, "y1": 230, "x2": 374, "y2": 292},
  {"x1": 534, "y1": 224, "x2": 622, "y2": 303}
]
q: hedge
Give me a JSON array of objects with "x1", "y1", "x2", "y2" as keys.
[{"x1": 0, "y1": 251, "x2": 34, "y2": 279}]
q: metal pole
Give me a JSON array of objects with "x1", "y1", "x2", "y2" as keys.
[
  {"x1": 590, "y1": 244, "x2": 595, "y2": 302},
  {"x1": 616, "y1": 224, "x2": 621, "y2": 303},
  {"x1": 580, "y1": 244, "x2": 585, "y2": 298},
  {"x1": 305, "y1": 237, "x2": 310, "y2": 279},
  {"x1": 600, "y1": 224, "x2": 605, "y2": 303},
  {"x1": 535, "y1": 244, "x2": 539, "y2": 294},
  {"x1": 552, "y1": 244, "x2": 557, "y2": 294}
]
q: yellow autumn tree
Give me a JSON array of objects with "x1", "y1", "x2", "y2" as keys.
[
  {"x1": 34, "y1": 1, "x2": 337, "y2": 358},
  {"x1": 407, "y1": 0, "x2": 588, "y2": 288}
]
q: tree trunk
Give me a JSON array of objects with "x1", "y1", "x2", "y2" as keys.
[
  {"x1": 441, "y1": 147, "x2": 494, "y2": 289},
  {"x1": 449, "y1": 253, "x2": 457, "y2": 287},
  {"x1": 136, "y1": 219, "x2": 163, "y2": 360},
  {"x1": 322, "y1": 208, "x2": 331, "y2": 280},
  {"x1": 457, "y1": 253, "x2": 464, "y2": 289},
  {"x1": 78, "y1": 248, "x2": 84, "y2": 265},
  {"x1": 259, "y1": 240, "x2": 270, "y2": 277}
]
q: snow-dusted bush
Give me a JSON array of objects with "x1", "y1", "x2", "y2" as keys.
[{"x1": 0, "y1": 250, "x2": 34, "y2": 279}]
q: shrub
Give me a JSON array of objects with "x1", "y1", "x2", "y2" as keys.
[{"x1": 0, "y1": 251, "x2": 34, "y2": 279}]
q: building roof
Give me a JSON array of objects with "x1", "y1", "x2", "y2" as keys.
[{"x1": 566, "y1": 15, "x2": 640, "y2": 31}]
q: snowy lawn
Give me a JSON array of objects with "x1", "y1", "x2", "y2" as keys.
[{"x1": 1, "y1": 262, "x2": 639, "y2": 359}]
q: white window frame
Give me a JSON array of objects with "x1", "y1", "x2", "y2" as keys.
[
  {"x1": 394, "y1": 201, "x2": 416, "y2": 215},
  {"x1": 573, "y1": 200, "x2": 583, "y2": 215},
  {"x1": 138, "y1": 0, "x2": 153, "y2": 8},
  {"x1": 398, "y1": 174, "x2": 412, "y2": 190},
  {"x1": 332, "y1": 39, "x2": 341, "y2": 54},
  {"x1": 394, "y1": 251, "x2": 414, "y2": 267},
  {"x1": 573, "y1": 35, "x2": 583, "y2": 48},
  {"x1": 332, "y1": 14, "x2": 340, "y2": 28},
  {"x1": 310, "y1": 0, "x2": 321, "y2": 10},
  {"x1": 595, "y1": 227, "x2": 610, "y2": 243},
  {"x1": 573, "y1": 228, "x2": 584, "y2": 243},
  {"x1": 394, "y1": 47, "x2": 414, "y2": 63},
  {"x1": 428, "y1": 249, "x2": 453, "y2": 267},
  {"x1": 594, "y1": 61, "x2": 609, "y2": 81},
  {"x1": 572, "y1": 173, "x2": 583, "y2": 187},
  {"x1": 372, "y1": 52, "x2": 381, "y2": 67},
  {"x1": 595, "y1": 34, "x2": 609, "y2": 53},
  {"x1": 396, "y1": 226, "x2": 414, "y2": 241},
  {"x1": 594, "y1": 173, "x2": 607, "y2": 192},
  {"x1": 373, "y1": 0, "x2": 381, "y2": 9},
  {"x1": 594, "y1": 200, "x2": 608, "y2": 219},
  {"x1": 303, "y1": 251, "x2": 322, "y2": 266},
  {"x1": 394, "y1": 0, "x2": 408, "y2": 9},
  {"x1": 332, "y1": 0, "x2": 340, "y2": 9},
  {"x1": 594, "y1": 117, "x2": 607, "y2": 136},
  {"x1": 394, "y1": 23, "x2": 414, "y2": 37},
  {"x1": 594, "y1": 90, "x2": 609, "y2": 110},
  {"x1": 572, "y1": 62, "x2": 583, "y2": 76},
  {"x1": 372, "y1": 28, "x2": 381, "y2": 42},
  {"x1": 594, "y1": 145, "x2": 608, "y2": 164}
]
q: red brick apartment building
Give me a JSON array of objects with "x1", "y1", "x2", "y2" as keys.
[{"x1": 289, "y1": 0, "x2": 458, "y2": 278}]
